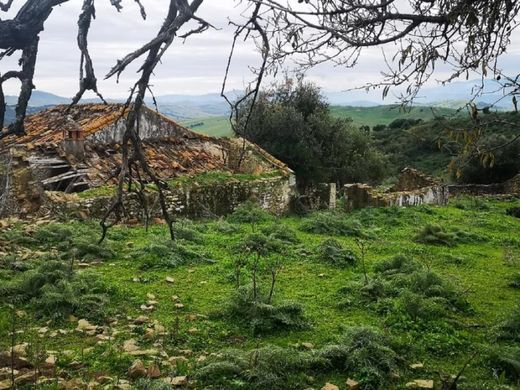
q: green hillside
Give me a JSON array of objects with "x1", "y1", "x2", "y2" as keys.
[
  {"x1": 180, "y1": 105, "x2": 461, "y2": 137},
  {"x1": 180, "y1": 116, "x2": 233, "y2": 137},
  {"x1": 329, "y1": 105, "x2": 460, "y2": 127}
]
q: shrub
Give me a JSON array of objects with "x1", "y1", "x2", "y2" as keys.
[
  {"x1": 414, "y1": 224, "x2": 484, "y2": 246},
  {"x1": 261, "y1": 224, "x2": 300, "y2": 244},
  {"x1": 509, "y1": 273, "x2": 520, "y2": 289},
  {"x1": 228, "y1": 201, "x2": 271, "y2": 228},
  {"x1": 415, "y1": 224, "x2": 457, "y2": 246},
  {"x1": 135, "y1": 240, "x2": 215, "y2": 270},
  {"x1": 300, "y1": 211, "x2": 362, "y2": 236},
  {"x1": 373, "y1": 255, "x2": 422, "y2": 276},
  {"x1": 211, "y1": 219, "x2": 240, "y2": 234},
  {"x1": 496, "y1": 305, "x2": 520, "y2": 343},
  {"x1": 507, "y1": 207, "x2": 520, "y2": 219},
  {"x1": 316, "y1": 239, "x2": 357, "y2": 267},
  {"x1": 197, "y1": 346, "x2": 317, "y2": 390},
  {"x1": 224, "y1": 285, "x2": 307, "y2": 335},
  {"x1": 316, "y1": 327, "x2": 399, "y2": 389},
  {"x1": 487, "y1": 346, "x2": 520, "y2": 383},
  {"x1": 71, "y1": 239, "x2": 115, "y2": 261},
  {"x1": 0, "y1": 260, "x2": 113, "y2": 321},
  {"x1": 197, "y1": 327, "x2": 400, "y2": 390}
]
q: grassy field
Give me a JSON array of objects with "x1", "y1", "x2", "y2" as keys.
[
  {"x1": 0, "y1": 197, "x2": 519, "y2": 389},
  {"x1": 180, "y1": 116, "x2": 233, "y2": 138},
  {"x1": 329, "y1": 105, "x2": 459, "y2": 128},
  {"x1": 179, "y1": 105, "x2": 461, "y2": 138}
]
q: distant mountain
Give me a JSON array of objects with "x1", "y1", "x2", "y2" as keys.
[{"x1": 5, "y1": 90, "x2": 72, "y2": 106}]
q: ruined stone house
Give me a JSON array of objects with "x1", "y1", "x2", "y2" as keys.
[{"x1": 0, "y1": 104, "x2": 295, "y2": 218}]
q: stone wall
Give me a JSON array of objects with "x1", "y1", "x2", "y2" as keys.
[
  {"x1": 0, "y1": 147, "x2": 43, "y2": 217},
  {"x1": 42, "y1": 174, "x2": 296, "y2": 220},
  {"x1": 391, "y1": 167, "x2": 441, "y2": 191},
  {"x1": 343, "y1": 183, "x2": 449, "y2": 210}
]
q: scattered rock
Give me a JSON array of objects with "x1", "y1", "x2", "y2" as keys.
[
  {"x1": 321, "y1": 383, "x2": 339, "y2": 390},
  {"x1": 301, "y1": 342, "x2": 314, "y2": 350},
  {"x1": 174, "y1": 303, "x2": 185, "y2": 309},
  {"x1": 128, "y1": 360, "x2": 147, "y2": 379},
  {"x1": 147, "y1": 364, "x2": 161, "y2": 378},
  {"x1": 96, "y1": 376, "x2": 113, "y2": 385},
  {"x1": 168, "y1": 356, "x2": 188, "y2": 366},
  {"x1": 166, "y1": 276, "x2": 175, "y2": 284},
  {"x1": 346, "y1": 378, "x2": 360, "y2": 390},
  {"x1": 128, "y1": 349, "x2": 159, "y2": 357},
  {"x1": 14, "y1": 371, "x2": 37, "y2": 385},
  {"x1": 0, "y1": 380, "x2": 11, "y2": 390},
  {"x1": 171, "y1": 295, "x2": 180, "y2": 302},
  {"x1": 11, "y1": 343, "x2": 28, "y2": 357},
  {"x1": 186, "y1": 314, "x2": 197, "y2": 321},
  {"x1": 0, "y1": 351, "x2": 32, "y2": 370},
  {"x1": 406, "y1": 379, "x2": 434, "y2": 389},
  {"x1": 76, "y1": 319, "x2": 97, "y2": 333},
  {"x1": 122, "y1": 339, "x2": 140, "y2": 353},
  {"x1": 62, "y1": 378, "x2": 86, "y2": 390},
  {"x1": 42, "y1": 355, "x2": 57, "y2": 369},
  {"x1": 0, "y1": 368, "x2": 17, "y2": 381},
  {"x1": 147, "y1": 293, "x2": 156, "y2": 300},
  {"x1": 140, "y1": 304, "x2": 155, "y2": 312},
  {"x1": 163, "y1": 376, "x2": 188, "y2": 386},
  {"x1": 410, "y1": 363, "x2": 424, "y2": 369},
  {"x1": 134, "y1": 315, "x2": 149, "y2": 324},
  {"x1": 187, "y1": 327, "x2": 198, "y2": 334}
]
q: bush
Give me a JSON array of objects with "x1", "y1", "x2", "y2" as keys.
[
  {"x1": 197, "y1": 327, "x2": 400, "y2": 390},
  {"x1": 197, "y1": 346, "x2": 317, "y2": 390},
  {"x1": 507, "y1": 207, "x2": 520, "y2": 219},
  {"x1": 300, "y1": 211, "x2": 362, "y2": 236},
  {"x1": 373, "y1": 255, "x2": 422, "y2": 276},
  {"x1": 316, "y1": 327, "x2": 399, "y2": 389},
  {"x1": 261, "y1": 224, "x2": 300, "y2": 244},
  {"x1": 496, "y1": 305, "x2": 520, "y2": 343},
  {"x1": 228, "y1": 201, "x2": 271, "y2": 228},
  {"x1": 0, "y1": 260, "x2": 113, "y2": 321},
  {"x1": 71, "y1": 239, "x2": 115, "y2": 261},
  {"x1": 487, "y1": 346, "x2": 520, "y2": 384},
  {"x1": 509, "y1": 273, "x2": 520, "y2": 289},
  {"x1": 135, "y1": 240, "x2": 215, "y2": 270},
  {"x1": 414, "y1": 224, "x2": 484, "y2": 247},
  {"x1": 224, "y1": 285, "x2": 307, "y2": 335},
  {"x1": 316, "y1": 239, "x2": 357, "y2": 267}
]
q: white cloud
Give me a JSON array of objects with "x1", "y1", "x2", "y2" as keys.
[{"x1": 1, "y1": 0, "x2": 519, "y2": 98}]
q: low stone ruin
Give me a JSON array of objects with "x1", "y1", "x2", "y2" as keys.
[{"x1": 343, "y1": 168, "x2": 449, "y2": 210}]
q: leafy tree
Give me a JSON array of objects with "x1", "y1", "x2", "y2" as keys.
[{"x1": 236, "y1": 79, "x2": 387, "y2": 188}]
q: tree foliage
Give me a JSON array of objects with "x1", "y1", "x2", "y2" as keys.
[{"x1": 236, "y1": 79, "x2": 387, "y2": 187}]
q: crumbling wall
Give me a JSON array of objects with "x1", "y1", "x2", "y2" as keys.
[
  {"x1": 504, "y1": 174, "x2": 520, "y2": 194},
  {"x1": 391, "y1": 167, "x2": 441, "y2": 191},
  {"x1": 42, "y1": 173, "x2": 295, "y2": 220},
  {"x1": 343, "y1": 183, "x2": 449, "y2": 210},
  {"x1": 0, "y1": 147, "x2": 44, "y2": 217}
]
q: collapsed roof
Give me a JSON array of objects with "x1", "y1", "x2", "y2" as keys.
[{"x1": 0, "y1": 104, "x2": 289, "y2": 192}]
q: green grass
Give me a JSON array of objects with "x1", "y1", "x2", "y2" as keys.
[
  {"x1": 178, "y1": 105, "x2": 460, "y2": 138},
  {"x1": 180, "y1": 116, "x2": 234, "y2": 137},
  {"x1": 0, "y1": 197, "x2": 519, "y2": 388},
  {"x1": 330, "y1": 105, "x2": 459, "y2": 127}
]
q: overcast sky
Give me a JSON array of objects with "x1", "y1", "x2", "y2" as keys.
[{"x1": 2, "y1": 0, "x2": 520, "y2": 100}]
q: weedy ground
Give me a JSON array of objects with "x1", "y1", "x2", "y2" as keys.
[{"x1": 0, "y1": 196, "x2": 519, "y2": 389}]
